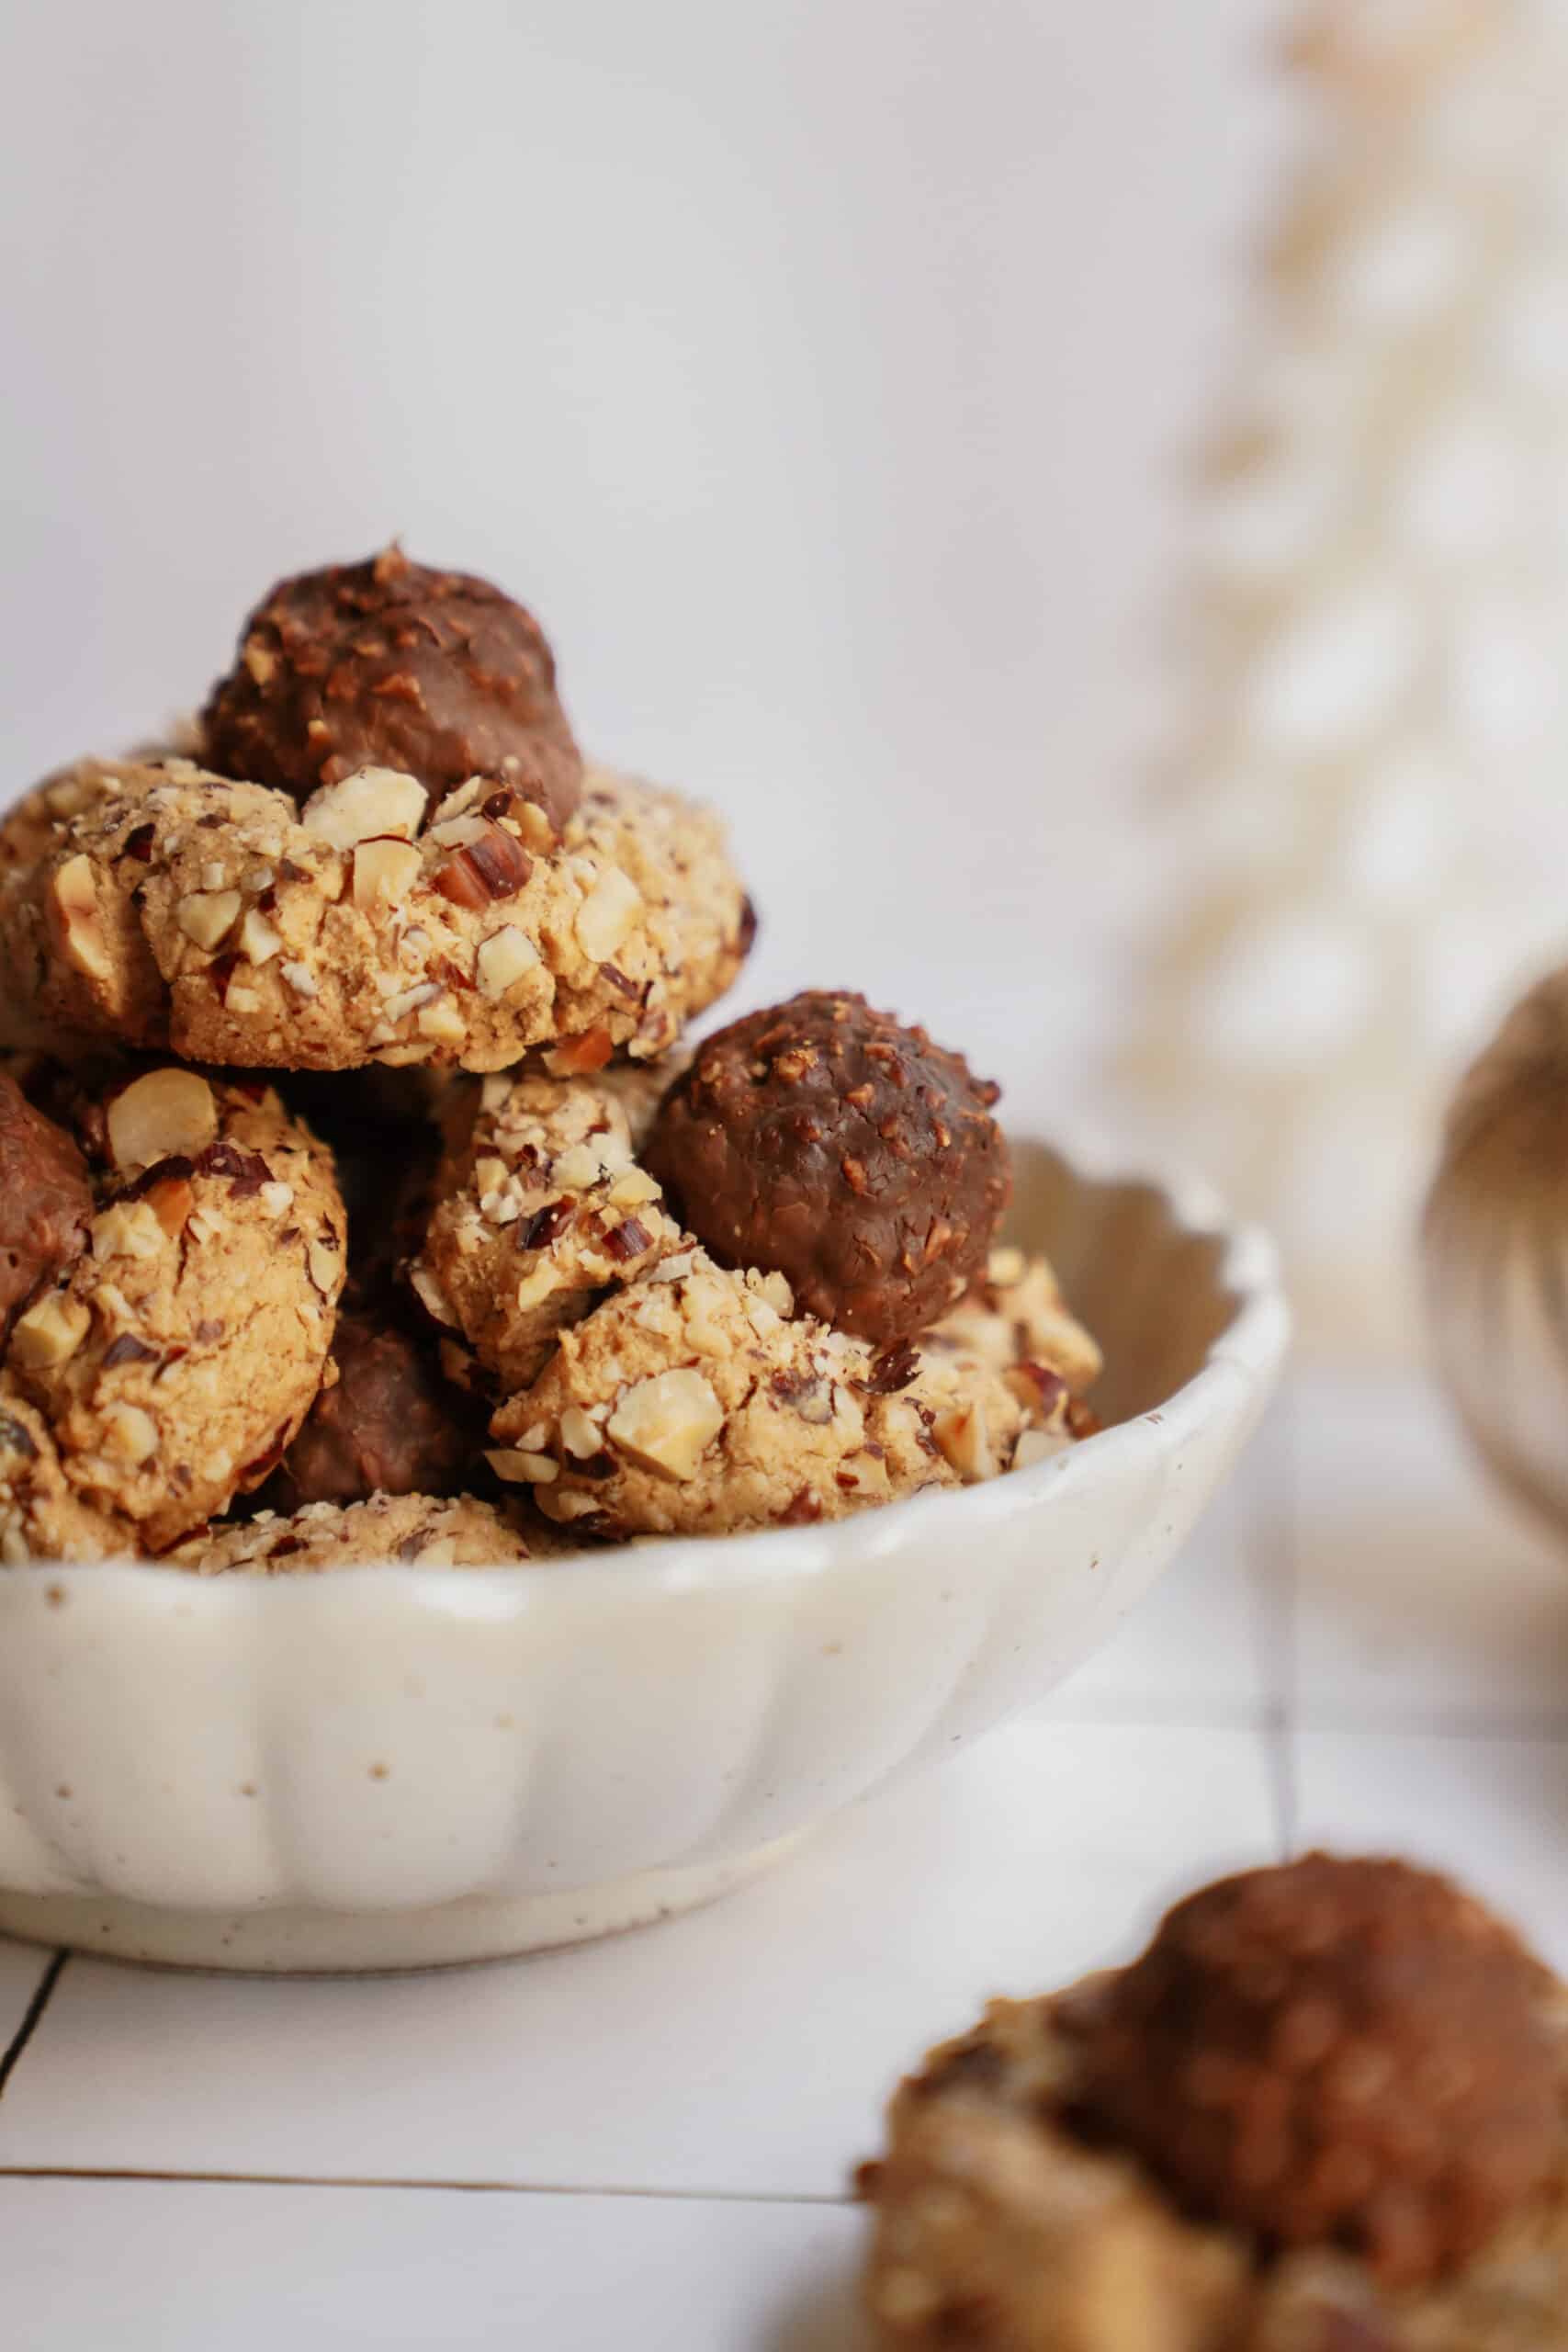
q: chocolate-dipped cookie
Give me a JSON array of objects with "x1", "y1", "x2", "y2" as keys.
[
  {"x1": 270, "y1": 1312, "x2": 478, "y2": 1511},
  {"x1": 0, "y1": 1071, "x2": 94, "y2": 1340},
  {"x1": 1077, "y1": 1853, "x2": 1558, "y2": 2288},
  {"x1": 861, "y1": 1852, "x2": 1568, "y2": 2351},
  {"x1": 644, "y1": 990, "x2": 1010, "y2": 1344},
  {"x1": 202, "y1": 544, "x2": 582, "y2": 826}
]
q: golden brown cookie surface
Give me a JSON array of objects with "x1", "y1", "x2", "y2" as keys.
[
  {"x1": 0, "y1": 758, "x2": 751, "y2": 1074},
  {"x1": 2, "y1": 1066, "x2": 344, "y2": 1550}
]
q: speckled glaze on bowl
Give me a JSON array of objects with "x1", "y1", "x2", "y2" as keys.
[{"x1": 0, "y1": 1135, "x2": 1288, "y2": 1972}]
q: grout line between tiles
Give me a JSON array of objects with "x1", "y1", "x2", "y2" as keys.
[
  {"x1": 1289, "y1": 1711, "x2": 1568, "y2": 1743},
  {"x1": 0, "y1": 2164, "x2": 856, "y2": 2209},
  {"x1": 0, "y1": 1951, "x2": 69, "y2": 2103},
  {"x1": 1251, "y1": 1380, "x2": 1298, "y2": 1860}
]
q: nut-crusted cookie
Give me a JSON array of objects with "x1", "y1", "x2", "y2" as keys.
[
  {"x1": 3, "y1": 1067, "x2": 344, "y2": 1550},
  {"x1": 864, "y1": 2013, "x2": 1247, "y2": 2351},
  {"x1": 172, "y1": 1490, "x2": 558, "y2": 1574},
  {"x1": 409, "y1": 1066, "x2": 684, "y2": 1392},
  {"x1": 0, "y1": 755, "x2": 752, "y2": 1074},
  {"x1": 0, "y1": 1381, "x2": 131, "y2": 1564},
  {"x1": 927, "y1": 1246, "x2": 1103, "y2": 1408},
  {"x1": 488, "y1": 1246, "x2": 1074, "y2": 1540},
  {"x1": 861, "y1": 1856, "x2": 1568, "y2": 2352}
]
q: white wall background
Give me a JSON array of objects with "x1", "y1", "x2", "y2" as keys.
[{"x1": 0, "y1": 0, "x2": 1290, "y2": 1124}]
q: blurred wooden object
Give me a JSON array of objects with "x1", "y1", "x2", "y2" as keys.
[
  {"x1": 1116, "y1": 0, "x2": 1568, "y2": 1356},
  {"x1": 1425, "y1": 964, "x2": 1568, "y2": 1542}
]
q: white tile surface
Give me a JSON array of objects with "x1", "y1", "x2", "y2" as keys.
[
  {"x1": 1291, "y1": 1368, "x2": 1568, "y2": 1732},
  {"x1": 1293, "y1": 1726, "x2": 1568, "y2": 1973},
  {"x1": 0, "y1": 1722, "x2": 1276, "y2": 2193},
  {"x1": 0, "y1": 2178, "x2": 869, "y2": 2352}
]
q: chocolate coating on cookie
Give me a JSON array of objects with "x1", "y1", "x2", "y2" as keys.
[
  {"x1": 0, "y1": 1072, "x2": 93, "y2": 1340},
  {"x1": 272, "y1": 1314, "x2": 476, "y2": 1511},
  {"x1": 643, "y1": 991, "x2": 1010, "y2": 1343},
  {"x1": 202, "y1": 545, "x2": 582, "y2": 824},
  {"x1": 1074, "y1": 1853, "x2": 1558, "y2": 2288}
]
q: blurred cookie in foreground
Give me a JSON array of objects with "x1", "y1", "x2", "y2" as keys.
[
  {"x1": 1424, "y1": 961, "x2": 1568, "y2": 1543},
  {"x1": 860, "y1": 1853, "x2": 1568, "y2": 2350}
]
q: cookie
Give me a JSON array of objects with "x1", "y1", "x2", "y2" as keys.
[
  {"x1": 644, "y1": 991, "x2": 1010, "y2": 1344},
  {"x1": 488, "y1": 1246, "x2": 1069, "y2": 1540},
  {"x1": 1077, "y1": 1855, "x2": 1558, "y2": 2290},
  {"x1": 173, "y1": 1490, "x2": 556, "y2": 1574},
  {"x1": 0, "y1": 1069, "x2": 94, "y2": 1341},
  {"x1": 861, "y1": 1859, "x2": 1568, "y2": 2352},
  {"x1": 267, "y1": 1310, "x2": 481, "y2": 1511},
  {"x1": 0, "y1": 755, "x2": 752, "y2": 1074},
  {"x1": 3, "y1": 1066, "x2": 344, "y2": 1550},
  {"x1": 277, "y1": 1063, "x2": 467, "y2": 1311},
  {"x1": 861, "y1": 1992, "x2": 1249, "y2": 2351},
  {"x1": 0, "y1": 1382, "x2": 130, "y2": 1565},
  {"x1": 926, "y1": 1246, "x2": 1103, "y2": 1402},
  {"x1": 409, "y1": 1066, "x2": 685, "y2": 1392}
]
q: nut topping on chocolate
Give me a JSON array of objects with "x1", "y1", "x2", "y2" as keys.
[
  {"x1": 271, "y1": 1313, "x2": 475, "y2": 1511},
  {"x1": 643, "y1": 990, "x2": 1010, "y2": 1344},
  {"x1": 0, "y1": 1073, "x2": 94, "y2": 1341},
  {"x1": 202, "y1": 545, "x2": 582, "y2": 825},
  {"x1": 1074, "y1": 1852, "x2": 1558, "y2": 2288}
]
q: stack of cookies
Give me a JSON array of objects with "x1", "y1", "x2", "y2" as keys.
[{"x1": 0, "y1": 548, "x2": 1101, "y2": 1570}]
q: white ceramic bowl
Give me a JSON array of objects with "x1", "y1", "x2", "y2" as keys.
[{"x1": 0, "y1": 1135, "x2": 1288, "y2": 1972}]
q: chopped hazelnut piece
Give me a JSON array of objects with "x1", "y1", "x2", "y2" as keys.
[
  {"x1": 574, "y1": 867, "x2": 642, "y2": 963},
  {"x1": 486, "y1": 1447, "x2": 558, "y2": 1485},
  {"x1": 10, "y1": 1292, "x2": 92, "y2": 1370},
  {"x1": 932, "y1": 1397, "x2": 1001, "y2": 1482},
  {"x1": 515, "y1": 1261, "x2": 561, "y2": 1312},
  {"x1": 383, "y1": 980, "x2": 442, "y2": 1024},
  {"x1": 606, "y1": 1368, "x2": 724, "y2": 1481},
  {"x1": 307, "y1": 1239, "x2": 341, "y2": 1295},
  {"x1": 608, "y1": 1169, "x2": 662, "y2": 1207},
  {"x1": 475, "y1": 924, "x2": 541, "y2": 1000},
  {"x1": 91, "y1": 1202, "x2": 166, "y2": 1261},
  {"x1": 44, "y1": 772, "x2": 106, "y2": 820},
  {"x1": 515, "y1": 803, "x2": 556, "y2": 854},
  {"x1": 416, "y1": 994, "x2": 468, "y2": 1045},
  {"x1": 107, "y1": 1069, "x2": 219, "y2": 1172},
  {"x1": 176, "y1": 889, "x2": 243, "y2": 951},
  {"x1": 559, "y1": 1406, "x2": 603, "y2": 1458},
  {"x1": 100, "y1": 1401, "x2": 158, "y2": 1465},
  {"x1": 300, "y1": 766, "x2": 426, "y2": 850},
  {"x1": 432, "y1": 822, "x2": 531, "y2": 908},
  {"x1": 146, "y1": 1178, "x2": 195, "y2": 1239},
  {"x1": 427, "y1": 815, "x2": 488, "y2": 850},
  {"x1": 351, "y1": 837, "x2": 423, "y2": 910},
  {"x1": 238, "y1": 908, "x2": 282, "y2": 964},
  {"x1": 51, "y1": 854, "x2": 113, "y2": 982}
]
